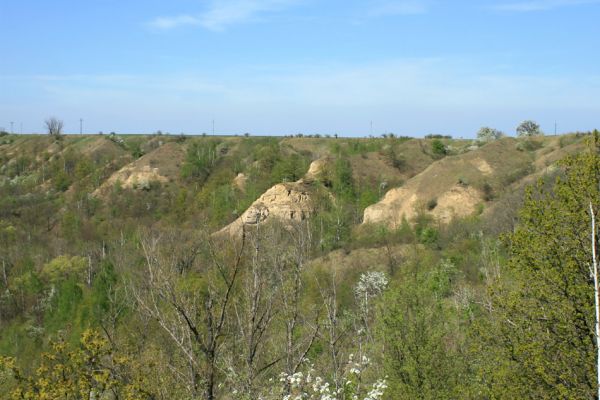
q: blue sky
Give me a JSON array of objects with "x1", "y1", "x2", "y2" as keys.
[{"x1": 1, "y1": 0, "x2": 599, "y2": 137}]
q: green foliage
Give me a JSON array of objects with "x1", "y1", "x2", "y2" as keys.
[
  {"x1": 45, "y1": 277, "x2": 84, "y2": 331},
  {"x1": 181, "y1": 138, "x2": 221, "y2": 182},
  {"x1": 476, "y1": 126, "x2": 504, "y2": 142},
  {"x1": 426, "y1": 198, "x2": 437, "y2": 210},
  {"x1": 0, "y1": 330, "x2": 153, "y2": 399},
  {"x1": 270, "y1": 153, "x2": 307, "y2": 183},
  {"x1": 330, "y1": 157, "x2": 355, "y2": 200},
  {"x1": 516, "y1": 120, "x2": 543, "y2": 137},
  {"x1": 90, "y1": 261, "x2": 118, "y2": 323},
  {"x1": 3, "y1": 133, "x2": 599, "y2": 398},
  {"x1": 481, "y1": 181, "x2": 494, "y2": 201},
  {"x1": 431, "y1": 139, "x2": 447, "y2": 157},
  {"x1": 41, "y1": 255, "x2": 87, "y2": 284},
  {"x1": 379, "y1": 258, "x2": 466, "y2": 399},
  {"x1": 475, "y1": 133, "x2": 600, "y2": 399},
  {"x1": 516, "y1": 138, "x2": 543, "y2": 152}
]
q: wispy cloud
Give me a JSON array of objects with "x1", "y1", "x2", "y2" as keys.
[
  {"x1": 148, "y1": 0, "x2": 298, "y2": 31},
  {"x1": 149, "y1": 15, "x2": 201, "y2": 30},
  {"x1": 368, "y1": 0, "x2": 429, "y2": 16},
  {"x1": 5, "y1": 59, "x2": 600, "y2": 135},
  {"x1": 492, "y1": 0, "x2": 600, "y2": 12}
]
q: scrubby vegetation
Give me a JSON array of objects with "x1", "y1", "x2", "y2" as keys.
[{"x1": 0, "y1": 131, "x2": 598, "y2": 399}]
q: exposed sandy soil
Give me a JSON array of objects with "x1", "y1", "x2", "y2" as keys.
[
  {"x1": 218, "y1": 181, "x2": 314, "y2": 236},
  {"x1": 93, "y1": 142, "x2": 184, "y2": 194},
  {"x1": 363, "y1": 138, "x2": 532, "y2": 227}
]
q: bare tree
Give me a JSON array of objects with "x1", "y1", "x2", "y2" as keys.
[
  {"x1": 130, "y1": 228, "x2": 246, "y2": 400},
  {"x1": 45, "y1": 117, "x2": 64, "y2": 136},
  {"x1": 223, "y1": 220, "x2": 320, "y2": 398},
  {"x1": 274, "y1": 221, "x2": 320, "y2": 393}
]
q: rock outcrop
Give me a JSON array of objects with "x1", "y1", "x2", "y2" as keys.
[
  {"x1": 100, "y1": 164, "x2": 169, "y2": 191},
  {"x1": 218, "y1": 181, "x2": 313, "y2": 236},
  {"x1": 304, "y1": 158, "x2": 328, "y2": 181},
  {"x1": 233, "y1": 173, "x2": 248, "y2": 191},
  {"x1": 93, "y1": 142, "x2": 184, "y2": 194}
]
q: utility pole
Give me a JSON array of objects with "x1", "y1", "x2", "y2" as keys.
[
  {"x1": 80, "y1": 118, "x2": 83, "y2": 135},
  {"x1": 20, "y1": 122, "x2": 22, "y2": 135},
  {"x1": 10, "y1": 121, "x2": 14, "y2": 134},
  {"x1": 370, "y1": 120, "x2": 373, "y2": 136},
  {"x1": 212, "y1": 119, "x2": 215, "y2": 136},
  {"x1": 554, "y1": 121, "x2": 557, "y2": 136}
]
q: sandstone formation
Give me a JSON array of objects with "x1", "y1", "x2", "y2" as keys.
[
  {"x1": 233, "y1": 173, "x2": 248, "y2": 191},
  {"x1": 93, "y1": 142, "x2": 184, "y2": 194},
  {"x1": 218, "y1": 181, "x2": 313, "y2": 236},
  {"x1": 304, "y1": 158, "x2": 328, "y2": 181}
]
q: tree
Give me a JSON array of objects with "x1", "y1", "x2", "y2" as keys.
[
  {"x1": 516, "y1": 120, "x2": 542, "y2": 137},
  {"x1": 0, "y1": 330, "x2": 152, "y2": 399},
  {"x1": 379, "y1": 257, "x2": 465, "y2": 399},
  {"x1": 477, "y1": 127, "x2": 504, "y2": 142},
  {"x1": 131, "y1": 228, "x2": 247, "y2": 399},
  {"x1": 475, "y1": 132, "x2": 600, "y2": 398},
  {"x1": 45, "y1": 117, "x2": 64, "y2": 136}
]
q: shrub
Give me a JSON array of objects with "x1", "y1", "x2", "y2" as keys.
[
  {"x1": 481, "y1": 182, "x2": 494, "y2": 201},
  {"x1": 431, "y1": 139, "x2": 447, "y2": 156},
  {"x1": 516, "y1": 139, "x2": 543, "y2": 152},
  {"x1": 427, "y1": 198, "x2": 438, "y2": 210}
]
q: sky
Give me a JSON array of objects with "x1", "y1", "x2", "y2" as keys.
[{"x1": 0, "y1": 0, "x2": 599, "y2": 137}]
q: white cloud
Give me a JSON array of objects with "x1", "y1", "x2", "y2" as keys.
[
  {"x1": 368, "y1": 0, "x2": 429, "y2": 17},
  {"x1": 148, "y1": 15, "x2": 201, "y2": 30},
  {"x1": 492, "y1": 0, "x2": 600, "y2": 12},
  {"x1": 148, "y1": 0, "x2": 298, "y2": 31}
]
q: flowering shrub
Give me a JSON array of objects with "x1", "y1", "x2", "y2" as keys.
[
  {"x1": 270, "y1": 355, "x2": 387, "y2": 400},
  {"x1": 354, "y1": 271, "x2": 388, "y2": 314}
]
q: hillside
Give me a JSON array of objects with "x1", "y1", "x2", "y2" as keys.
[{"x1": 0, "y1": 131, "x2": 596, "y2": 399}]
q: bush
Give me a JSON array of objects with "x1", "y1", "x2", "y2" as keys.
[
  {"x1": 516, "y1": 140, "x2": 543, "y2": 152},
  {"x1": 431, "y1": 139, "x2": 447, "y2": 156},
  {"x1": 481, "y1": 182, "x2": 494, "y2": 201},
  {"x1": 427, "y1": 198, "x2": 438, "y2": 210}
]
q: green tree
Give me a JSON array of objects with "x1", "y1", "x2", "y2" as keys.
[
  {"x1": 477, "y1": 126, "x2": 504, "y2": 142},
  {"x1": 475, "y1": 132, "x2": 600, "y2": 398},
  {"x1": 0, "y1": 330, "x2": 152, "y2": 399},
  {"x1": 516, "y1": 120, "x2": 543, "y2": 137},
  {"x1": 379, "y1": 258, "x2": 465, "y2": 399}
]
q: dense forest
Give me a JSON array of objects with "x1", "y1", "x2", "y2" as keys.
[{"x1": 0, "y1": 130, "x2": 598, "y2": 399}]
